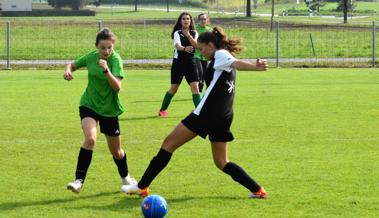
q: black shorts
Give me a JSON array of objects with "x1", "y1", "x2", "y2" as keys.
[
  {"x1": 79, "y1": 106, "x2": 120, "y2": 136},
  {"x1": 194, "y1": 58, "x2": 208, "y2": 82},
  {"x1": 181, "y1": 113, "x2": 234, "y2": 142},
  {"x1": 171, "y1": 58, "x2": 199, "y2": 84}
]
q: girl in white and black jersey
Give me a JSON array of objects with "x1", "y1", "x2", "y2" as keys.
[
  {"x1": 158, "y1": 12, "x2": 201, "y2": 117},
  {"x1": 123, "y1": 26, "x2": 269, "y2": 199}
]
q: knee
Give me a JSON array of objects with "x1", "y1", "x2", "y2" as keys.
[
  {"x1": 190, "y1": 83, "x2": 199, "y2": 93},
  {"x1": 161, "y1": 137, "x2": 176, "y2": 153},
  {"x1": 170, "y1": 87, "x2": 178, "y2": 95},
  {"x1": 112, "y1": 149, "x2": 125, "y2": 160},
  {"x1": 83, "y1": 136, "x2": 96, "y2": 149},
  {"x1": 214, "y1": 158, "x2": 228, "y2": 170}
]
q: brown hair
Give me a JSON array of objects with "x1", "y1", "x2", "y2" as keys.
[
  {"x1": 95, "y1": 28, "x2": 116, "y2": 46},
  {"x1": 171, "y1": 12, "x2": 195, "y2": 39},
  {"x1": 197, "y1": 26, "x2": 244, "y2": 56}
]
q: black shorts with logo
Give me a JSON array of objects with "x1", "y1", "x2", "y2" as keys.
[
  {"x1": 171, "y1": 58, "x2": 199, "y2": 84},
  {"x1": 181, "y1": 112, "x2": 234, "y2": 142},
  {"x1": 79, "y1": 106, "x2": 120, "y2": 136}
]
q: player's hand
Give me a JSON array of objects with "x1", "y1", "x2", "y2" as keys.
[
  {"x1": 184, "y1": 46, "x2": 194, "y2": 53},
  {"x1": 182, "y1": 30, "x2": 190, "y2": 37},
  {"x1": 63, "y1": 70, "x2": 74, "y2": 81},
  {"x1": 98, "y1": 59, "x2": 108, "y2": 71},
  {"x1": 256, "y1": 58, "x2": 268, "y2": 71}
]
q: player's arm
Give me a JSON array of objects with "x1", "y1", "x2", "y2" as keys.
[
  {"x1": 231, "y1": 59, "x2": 268, "y2": 71},
  {"x1": 182, "y1": 30, "x2": 198, "y2": 49},
  {"x1": 173, "y1": 31, "x2": 193, "y2": 53},
  {"x1": 63, "y1": 63, "x2": 76, "y2": 81},
  {"x1": 99, "y1": 59, "x2": 122, "y2": 92}
]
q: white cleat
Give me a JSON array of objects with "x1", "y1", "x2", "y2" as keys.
[
  {"x1": 67, "y1": 179, "x2": 83, "y2": 194},
  {"x1": 121, "y1": 184, "x2": 149, "y2": 197},
  {"x1": 121, "y1": 174, "x2": 137, "y2": 186}
]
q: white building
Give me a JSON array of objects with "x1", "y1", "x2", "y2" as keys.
[{"x1": 0, "y1": 0, "x2": 32, "y2": 11}]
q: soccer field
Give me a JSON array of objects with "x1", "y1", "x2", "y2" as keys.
[{"x1": 0, "y1": 69, "x2": 378, "y2": 218}]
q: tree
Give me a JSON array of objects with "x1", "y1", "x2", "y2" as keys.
[
  {"x1": 47, "y1": 0, "x2": 65, "y2": 9},
  {"x1": 336, "y1": 0, "x2": 356, "y2": 23},
  {"x1": 47, "y1": 0, "x2": 88, "y2": 10},
  {"x1": 304, "y1": 0, "x2": 326, "y2": 14},
  {"x1": 270, "y1": 0, "x2": 274, "y2": 31},
  {"x1": 93, "y1": 0, "x2": 101, "y2": 7},
  {"x1": 246, "y1": 0, "x2": 251, "y2": 17}
]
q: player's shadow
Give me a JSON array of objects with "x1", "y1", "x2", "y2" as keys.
[
  {"x1": 0, "y1": 191, "x2": 139, "y2": 212},
  {"x1": 120, "y1": 115, "x2": 182, "y2": 121},
  {"x1": 130, "y1": 99, "x2": 191, "y2": 104},
  {"x1": 166, "y1": 195, "x2": 244, "y2": 204}
]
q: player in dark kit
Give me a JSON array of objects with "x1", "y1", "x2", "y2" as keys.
[
  {"x1": 158, "y1": 12, "x2": 201, "y2": 117},
  {"x1": 122, "y1": 26, "x2": 269, "y2": 198}
]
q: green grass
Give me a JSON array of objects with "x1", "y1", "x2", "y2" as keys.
[{"x1": 0, "y1": 68, "x2": 378, "y2": 218}]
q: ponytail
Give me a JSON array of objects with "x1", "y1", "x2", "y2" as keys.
[{"x1": 198, "y1": 26, "x2": 244, "y2": 56}]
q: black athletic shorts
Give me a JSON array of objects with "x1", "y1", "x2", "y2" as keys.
[
  {"x1": 79, "y1": 106, "x2": 120, "y2": 136},
  {"x1": 194, "y1": 58, "x2": 208, "y2": 82},
  {"x1": 181, "y1": 112, "x2": 234, "y2": 142},
  {"x1": 171, "y1": 58, "x2": 199, "y2": 84}
]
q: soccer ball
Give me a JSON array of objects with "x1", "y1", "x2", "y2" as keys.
[{"x1": 141, "y1": 195, "x2": 168, "y2": 218}]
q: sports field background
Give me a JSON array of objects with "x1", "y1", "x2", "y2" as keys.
[{"x1": 0, "y1": 69, "x2": 378, "y2": 218}]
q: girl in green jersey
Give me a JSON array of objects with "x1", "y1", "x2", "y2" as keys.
[{"x1": 63, "y1": 28, "x2": 136, "y2": 193}]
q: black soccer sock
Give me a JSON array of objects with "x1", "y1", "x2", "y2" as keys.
[
  {"x1": 113, "y1": 151, "x2": 128, "y2": 178},
  {"x1": 75, "y1": 147, "x2": 93, "y2": 183},
  {"x1": 138, "y1": 148, "x2": 172, "y2": 189},
  {"x1": 222, "y1": 162, "x2": 261, "y2": 193}
]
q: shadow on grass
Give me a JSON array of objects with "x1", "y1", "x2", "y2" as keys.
[
  {"x1": 65, "y1": 197, "x2": 142, "y2": 212},
  {"x1": 130, "y1": 98, "x2": 191, "y2": 104},
  {"x1": 120, "y1": 115, "x2": 182, "y2": 121},
  {"x1": 166, "y1": 195, "x2": 245, "y2": 204},
  {"x1": 0, "y1": 191, "x2": 141, "y2": 212}
]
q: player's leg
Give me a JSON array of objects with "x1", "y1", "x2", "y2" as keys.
[
  {"x1": 211, "y1": 141, "x2": 267, "y2": 198},
  {"x1": 159, "y1": 84, "x2": 179, "y2": 117},
  {"x1": 185, "y1": 59, "x2": 201, "y2": 107},
  {"x1": 100, "y1": 116, "x2": 136, "y2": 188},
  {"x1": 67, "y1": 115, "x2": 97, "y2": 193},
  {"x1": 189, "y1": 81, "x2": 201, "y2": 107},
  {"x1": 195, "y1": 58, "x2": 204, "y2": 93},
  {"x1": 159, "y1": 60, "x2": 183, "y2": 116},
  {"x1": 122, "y1": 122, "x2": 197, "y2": 196}
]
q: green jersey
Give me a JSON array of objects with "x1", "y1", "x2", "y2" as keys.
[
  {"x1": 74, "y1": 50, "x2": 125, "y2": 117},
  {"x1": 194, "y1": 24, "x2": 212, "y2": 61}
]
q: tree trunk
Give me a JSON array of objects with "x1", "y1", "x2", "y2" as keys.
[
  {"x1": 270, "y1": 0, "x2": 274, "y2": 31},
  {"x1": 246, "y1": 0, "x2": 251, "y2": 17},
  {"x1": 343, "y1": 0, "x2": 348, "y2": 23}
]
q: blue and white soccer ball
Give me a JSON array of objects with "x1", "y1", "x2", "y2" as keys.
[{"x1": 141, "y1": 195, "x2": 168, "y2": 218}]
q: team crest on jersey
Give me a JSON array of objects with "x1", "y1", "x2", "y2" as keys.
[{"x1": 226, "y1": 80, "x2": 235, "y2": 93}]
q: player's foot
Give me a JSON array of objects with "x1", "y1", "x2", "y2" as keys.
[
  {"x1": 67, "y1": 179, "x2": 83, "y2": 194},
  {"x1": 249, "y1": 187, "x2": 267, "y2": 199},
  {"x1": 121, "y1": 184, "x2": 149, "y2": 198},
  {"x1": 158, "y1": 110, "x2": 168, "y2": 117},
  {"x1": 121, "y1": 174, "x2": 137, "y2": 186}
]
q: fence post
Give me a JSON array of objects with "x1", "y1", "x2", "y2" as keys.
[
  {"x1": 6, "y1": 19, "x2": 11, "y2": 70},
  {"x1": 276, "y1": 21, "x2": 280, "y2": 68},
  {"x1": 373, "y1": 21, "x2": 376, "y2": 67},
  {"x1": 98, "y1": 20, "x2": 102, "y2": 32},
  {"x1": 310, "y1": 32, "x2": 316, "y2": 56}
]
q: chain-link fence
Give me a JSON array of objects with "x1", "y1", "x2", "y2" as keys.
[{"x1": 0, "y1": 17, "x2": 377, "y2": 68}]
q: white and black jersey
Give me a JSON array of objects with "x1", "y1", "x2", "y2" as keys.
[
  {"x1": 171, "y1": 30, "x2": 200, "y2": 84},
  {"x1": 173, "y1": 30, "x2": 199, "y2": 60},
  {"x1": 182, "y1": 49, "x2": 237, "y2": 142}
]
